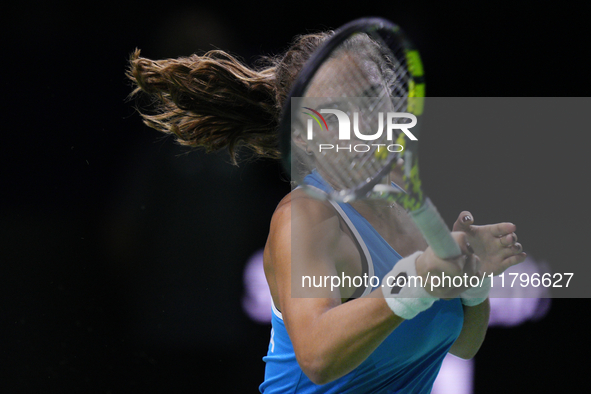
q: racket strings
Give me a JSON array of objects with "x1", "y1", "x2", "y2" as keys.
[
  {"x1": 325, "y1": 55, "x2": 387, "y2": 189},
  {"x1": 294, "y1": 31, "x2": 415, "y2": 198}
]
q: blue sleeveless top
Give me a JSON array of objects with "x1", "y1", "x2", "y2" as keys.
[{"x1": 260, "y1": 171, "x2": 463, "y2": 393}]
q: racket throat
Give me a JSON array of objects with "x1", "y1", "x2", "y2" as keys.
[{"x1": 372, "y1": 181, "x2": 406, "y2": 195}]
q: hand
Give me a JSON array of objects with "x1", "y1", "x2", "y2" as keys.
[
  {"x1": 415, "y1": 232, "x2": 481, "y2": 299},
  {"x1": 452, "y1": 211, "x2": 527, "y2": 277}
]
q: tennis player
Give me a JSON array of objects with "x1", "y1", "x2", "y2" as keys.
[{"x1": 127, "y1": 31, "x2": 526, "y2": 393}]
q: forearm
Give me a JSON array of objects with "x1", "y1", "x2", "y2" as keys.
[
  {"x1": 290, "y1": 290, "x2": 403, "y2": 385},
  {"x1": 449, "y1": 298, "x2": 490, "y2": 359}
]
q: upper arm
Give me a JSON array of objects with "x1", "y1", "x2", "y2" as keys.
[{"x1": 265, "y1": 194, "x2": 356, "y2": 354}]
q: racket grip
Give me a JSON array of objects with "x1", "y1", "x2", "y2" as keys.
[{"x1": 410, "y1": 198, "x2": 462, "y2": 259}]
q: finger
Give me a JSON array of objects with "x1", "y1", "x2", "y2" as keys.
[
  {"x1": 502, "y1": 252, "x2": 527, "y2": 269},
  {"x1": 450, "y1": 232, "x2": 474, "y2": 272},
  {"x1": 510, "y1": 242, "x2": 523, "y2": 253},
  {"x1": 462, "y1": 254, "x2": 480, "y2": 277},
  {"x1": 462, "y1": 254, "x2": 481, "y2": 291},
  {"x1": 489, "y1": 222, "x2": 517, "y2": 238},
  {"x1": 498, "y1": 242, "x2": 524, "y2": 259},
  {"x1": 452, "y1": 211, "x2": 474, "y2": 232},
  {"x1": 499, "y1": 233, "x2": 517, "y2": 247},
  {"x1": 451, "y1": 231, "x2": 473, "y2": 255}
]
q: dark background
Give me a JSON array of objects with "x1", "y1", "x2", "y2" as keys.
[{"x1": 2, "y1": 1, "x2": 590, "y2": 392}]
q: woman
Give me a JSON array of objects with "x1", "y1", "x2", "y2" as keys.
[{"x1": 127, "y1": 31, "x2": 525, "y2": 393}]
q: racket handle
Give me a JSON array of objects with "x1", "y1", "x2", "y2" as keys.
[{"x1": 410, "y1": 198, "x2": 462, "y2": 259}]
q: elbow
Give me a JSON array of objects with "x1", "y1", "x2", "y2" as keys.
[
  {"x1": 304, "y1": 369, "x2": 331, "y2": 386},
  {"x1": 297, "y1": 352, "x2": 335, "y2": 385},
  {"x1": 449, "y1": 342, "x2": 483, "y2": 360},
  {"x1": 450, "y1": 349, "x2": 478, "y2": 360}
]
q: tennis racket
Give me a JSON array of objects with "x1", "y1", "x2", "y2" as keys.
[{"x1": 278, "y1": 17, "x2": 461, "y2": 259}]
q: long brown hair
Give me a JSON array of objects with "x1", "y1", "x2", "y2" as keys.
[{"x1": 126, "y1": 32, "x2": 331, "y2": 164}]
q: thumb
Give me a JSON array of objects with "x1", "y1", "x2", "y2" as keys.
[{"x1": 453, "y1": 211, "x2": 474, "y2": 232}]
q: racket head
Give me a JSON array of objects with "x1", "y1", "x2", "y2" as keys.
[{"x1": 278, "y1": 17, "x2": 425, "y2": 204}]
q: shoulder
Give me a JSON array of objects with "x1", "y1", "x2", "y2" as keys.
[
  {"x1": 265, "y1": 188, "x2": 347, "y2": 274},
  {"x1": 270, "y1": 188, "x2": 340, "y2": 230}
]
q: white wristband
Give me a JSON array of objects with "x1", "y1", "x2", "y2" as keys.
[
  {"x1": 381, "y1": 251, "x2": 438, "y2": 319},
  {"x1": 460, "y1": 276, "x2": 492, "y2": 306}
]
